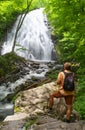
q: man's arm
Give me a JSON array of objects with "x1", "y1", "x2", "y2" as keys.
[{"x1": 56, "y1": 72, "x2": 64, "y2": 89}]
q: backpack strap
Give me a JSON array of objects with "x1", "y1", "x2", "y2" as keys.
[{"x1": 63, "y1": 71, "x2": 74, "y2": 76}]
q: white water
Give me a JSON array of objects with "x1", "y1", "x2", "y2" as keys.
[
  {"x1": 0, "y1": 9, "x2": 56, "y2": 117},
  {"x1": 0, "y1": 63, "x2": 49, "y2": 101},
  {"x1": 0, "y1": 8, "x2": 56, "y2": 100},
  {"x1": 1, "y1": 8, "x2": 56, "y2": 61}
]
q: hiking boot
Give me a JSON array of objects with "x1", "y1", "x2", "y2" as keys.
[
  {"x1": 47, "y1": 108, "x2": 54, "y2": 114},
  {"x1": 62, "y1": 118, "x2": 70, "y2": 123}
]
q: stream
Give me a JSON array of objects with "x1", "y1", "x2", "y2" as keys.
[{"x1": 0, "y1": 8, "x2": 57, "y2": 120}]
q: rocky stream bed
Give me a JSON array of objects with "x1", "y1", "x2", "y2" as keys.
[{"x1": 0, "y1": 60, "x2": 84, "y2": 130}]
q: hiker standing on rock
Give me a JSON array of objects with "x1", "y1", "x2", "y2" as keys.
[{"x1": 49, "y1": 62, "x2": 75, "y2": 123}]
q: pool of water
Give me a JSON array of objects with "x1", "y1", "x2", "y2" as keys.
[{"x1": 0, "y1": 103, "x2": 14, "y2": 120}]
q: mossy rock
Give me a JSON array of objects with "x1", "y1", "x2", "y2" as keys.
[{"x1": 0, "y1": 52, "x2": 26, "y2": 78}]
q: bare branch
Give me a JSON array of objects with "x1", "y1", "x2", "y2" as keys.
[{"x1": 12, "y1": 0, "x2": 33, "y2": 52}]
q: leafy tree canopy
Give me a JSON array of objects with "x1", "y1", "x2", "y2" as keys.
[
  {"x1": 0, "y1": 0, "x2": 46, "y2": 39},
  {"x1": 0, "y1": 0, "x2": 28, "y2": 38},
  {"x1": 45, "y1": 0, "x2": 85, "y2": 66}
]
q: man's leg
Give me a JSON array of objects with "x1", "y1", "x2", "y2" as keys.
[
  {"x1": 49, "y1": 91, "x2": 63, "y2": 109},
  {"x1": 64, "y1": 95, "x2": 74, "y2": 121},
  {"x1": 66, "y1": 105, "x2": 72, "y2": 120}
]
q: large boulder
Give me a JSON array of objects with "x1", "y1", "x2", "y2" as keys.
[{"x1": 15, "y1": 82, "x2": 80, "y2": 120}]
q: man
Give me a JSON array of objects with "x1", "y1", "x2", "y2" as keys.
[{"x1": 49, "y1": 62, "x2": 75, "y2": 123}]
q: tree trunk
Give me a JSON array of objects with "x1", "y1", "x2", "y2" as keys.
[{"x1": 12, "y1": 0, "x2": 33, "y2": 53}]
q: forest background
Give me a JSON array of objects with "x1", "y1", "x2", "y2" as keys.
[{"x1": 0, "y1": 0, "x2": 85, "y2": 119}]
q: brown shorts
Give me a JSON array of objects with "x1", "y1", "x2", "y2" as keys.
[
  {"x1": 51, "y1": 91, "x2": 74, "y2": 105},
  {"x1": 64, "y1": 95, "x2": 74, "y2": 105}
]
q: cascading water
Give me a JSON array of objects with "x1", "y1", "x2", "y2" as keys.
[
  {"x1": 1, "y1": 8, "x2": 56, "y2": 61},
  {"x1": 0, "y1": 8, "x2": 57, "y2": 120}
]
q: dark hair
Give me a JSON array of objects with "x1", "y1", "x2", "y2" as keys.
[{"x1": 64, "y1": 62, "x2": 71, "y2": 70}]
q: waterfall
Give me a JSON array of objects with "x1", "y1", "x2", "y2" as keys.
[
  {"x1": 1, "y1": 8, "x2": 56, "y2": 61},
  {"x1": 0, "y1": 8, "x2": 57, "y2": 119}
]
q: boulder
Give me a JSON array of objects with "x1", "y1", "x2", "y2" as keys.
[{"x1": 15, "y1": 82, "x2": 80, "y2": 120}]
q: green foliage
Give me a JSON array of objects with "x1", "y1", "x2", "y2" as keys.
[
  {"x1": 12, "y1": 91, "x2": 22, "y2": 103},
  {"x1": 72, "y1": 44, "x2": 85, "y2": 64},
  {"x1": 25, "y1": 118, "x2": 37, "y2": 130},
  {"x1": 13, "y1": 92, "x2": 22, "y2": 112},
  {"x1": 74, "y1": 75, "x2": 85, "y2": 119},
  {"x1": 30, "y1": 0, "x2": 47, "y2": 9},
  {"x1": 46, "y1": 69, "x2": 59, "y2": 80},
  {"x1": 14, "y1": 107, "x2": 21, "y2": 112},
  {"x1": 45, "y1": 0, "x2": 85, "y2": 65},
  {"x1": 0, "y1": 0, "x2": 28, "y2": 38}
]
